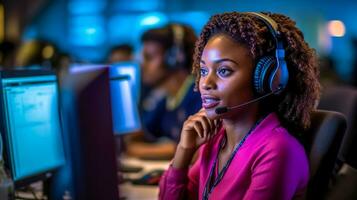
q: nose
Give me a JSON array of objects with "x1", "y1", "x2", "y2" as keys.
[{"x1": 200, "y1": 72, "x2": 217, "y2": 91}]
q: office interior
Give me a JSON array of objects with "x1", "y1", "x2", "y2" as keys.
[{"x1": 0, "y1": 0, "x2": 356, "y2": 200}]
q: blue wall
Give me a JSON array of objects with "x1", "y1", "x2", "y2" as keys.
[{"x1": 24, "y1": 0, "x2": 357, "y2": 81}]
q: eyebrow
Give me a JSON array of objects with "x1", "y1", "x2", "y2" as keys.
[{"x1": 200, "y1": 58, "x2": 239, "y2": 65}]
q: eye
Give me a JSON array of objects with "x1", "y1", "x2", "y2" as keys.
[
  {"x1": 217, "y1": 67, "x2": 233, "y2": 77},
  {"x1": 200, "y1": 67, "x2": 208, "y2": 76}
]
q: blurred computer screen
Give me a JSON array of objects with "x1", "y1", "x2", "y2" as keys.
[
  {"x1": 0, "y1": 70, "x2": 65, "y2": 187},
  {"x1": 70, "y1": 62, "x2": 141, "y2": 135}
]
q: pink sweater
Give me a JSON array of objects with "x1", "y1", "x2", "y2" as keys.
[{"x1": 159, "y1": 113, "x2": 309, "y2": 200}]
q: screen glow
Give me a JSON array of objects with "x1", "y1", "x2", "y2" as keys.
[{"x1": 2, "y1": 75, "x2": 65, "y2": 181}]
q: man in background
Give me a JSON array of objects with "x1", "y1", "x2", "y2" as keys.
[
  {"x1": 126, "y1": 23, "x2": 201, "y2": 159},
  {"x1": 108, "y1": 44, "x2": 134, "y2": 63}
]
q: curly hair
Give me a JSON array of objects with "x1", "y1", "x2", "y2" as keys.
[{"x1": 192, "y1": 12, "x2": 321, "y2": 135}]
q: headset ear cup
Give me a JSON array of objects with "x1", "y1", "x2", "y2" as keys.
[
  {"x1": 164, "y1": 24, "x2": 186, "y2": 71},
  {"x1": 165, "y1": 47, "x2": 177, "y2": 70},
  {"x1": 254, "y1": 56, "x2": 275, "y2": 95},
  {"x1": 165, "y1": 46, "x2": 186, "y2": 70},
  {"x1": 274, "y1": 60, "x2": 289, "y2": 92}
]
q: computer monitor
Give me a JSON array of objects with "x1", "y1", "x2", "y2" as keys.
[
  {"x1": 0, "y1": 70, "x2": 65, "y2": 187},
  {"x1": 110, "y1": 62, "x2": 140, "y2": 103},
  {"x1": 70, "y1": 62, "x2": 141, "y2": 135},
  {"x1": 58, "y1": 66, "x2": 119, "y2": 200},
  {"x1": 109, "y1": 62, "x2": 141, "y2": 135}
]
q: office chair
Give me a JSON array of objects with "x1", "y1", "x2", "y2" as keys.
[
  {"x1": 301, "y1": 110, "x2": 347, "y2": 200},
  {"x1": 317, "y1": 86, "x2": 357, "y2": 200},
  {"x1": 318, "y1": 85, "x2": 357, "y2": 168}
]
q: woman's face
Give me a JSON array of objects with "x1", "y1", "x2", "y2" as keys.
[
  {"x1": 199, "y1": 34, "x2": 255, "y2": 119},
  {"x1": 141, "y1": 41, "x2": 167, "y2": 86}
]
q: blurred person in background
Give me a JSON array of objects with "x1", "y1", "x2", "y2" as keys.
[
  {"x1": 14, "y1": 39, "x2": 73, "y2": 83},
  {"x1": 126, "y1": 23, "x2": 202, "y2": 159},
  {"x1": 15, "y1": 39, "x2": 58, "y2": 69},
  {"x1": 108, "y1": 43, "x2": 134, "y2": 64}
]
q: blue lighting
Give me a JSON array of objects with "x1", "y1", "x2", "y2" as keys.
[
  {"x1": 69, "y1": 64, "x2": 105, "y2": 73},
  {"x1": 169, "y1": 11, "x2": 209, "y2": 34},
  {"x1": 68, "y1": 1, "x2": 106, "y2": 15},
  {"x1": 139, "y1": 12, "x2": 167, "y2": 27},
  {"x1": 22, "y1": 25, "x2": 38, "y2": 41},
  {"x1": 108, "y1": 14, "x2": 137, "y2": 44},
  {"x1": 140, "y1": 16, "x2": 160, "y2": 26},
  {"x1": 69, "y1": 15, "x2": 105, "y2": 46},
  {"x1": 108, "y1": 12, "x2": 167, "y2": 46},
  {"x1": 85, "y1": 28, "x2": 97, "y2": 35},
  {"x1": 112, "y1": 0, "x2": 162, "y2": 12}
]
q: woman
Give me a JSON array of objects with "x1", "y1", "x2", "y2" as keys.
[{"x1": 159, "y1": 12, "x2": 320, "y2": 199}]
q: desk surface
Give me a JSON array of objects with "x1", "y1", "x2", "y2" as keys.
[{"x1": 119, "y1": 156, "x2": 170, "y2": 200}]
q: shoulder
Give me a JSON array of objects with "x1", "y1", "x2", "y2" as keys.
[
  {"x1": 249, "y1": 113, "x2": 309, "y2": 169},
  {"x1": 254, "y1": 123, "x2": 307, "y2": 162},
  {"x1": 250, "y1": 121, "x2": 309, "y2": 181},
  {"x1": 252, "y1": 113, "x2": 306, "y2": 156},
  {"x1": 247, "y1": 126, "x2": 310, "y2": 196},
  {"x1": 268, "y1": 127, "x2": 303, "y2": 152}
]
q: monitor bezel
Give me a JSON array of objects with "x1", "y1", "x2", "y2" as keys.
[{"x1": 58, "y1": 67, "x2": 119, "y2": 200}]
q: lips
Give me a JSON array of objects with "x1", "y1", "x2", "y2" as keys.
[{"x1": 201, "y1": 95, "x2": 220, "y2": 109}]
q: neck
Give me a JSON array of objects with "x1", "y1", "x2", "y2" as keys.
[{"x1": 222, "y1": 106, "x2": 260, "y2": 152}]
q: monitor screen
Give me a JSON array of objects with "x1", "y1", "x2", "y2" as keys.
[
  {"x1": 70, "y1": 62, "x2": 141, "y2": 135},
  {"x1": 110, "y1": 62, "x2": 141, "y2": 135},
  {"x1": 0, "y1": 71, "x2": 65, "y2": 183},
  {"x1": 110, "y1": 62, "x2": 140, "y2": 103}
]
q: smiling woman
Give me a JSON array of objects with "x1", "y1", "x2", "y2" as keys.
[{"x1": 158, "y1": 11, "x2": 320, "y2": 200}]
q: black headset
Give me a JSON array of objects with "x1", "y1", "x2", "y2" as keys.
[
  {"x1": 164, "y1": 24, "x2": 187, "y2": 70},
  {"x1": 247, "y1": 12, "x2": 289, "y2": 95}
]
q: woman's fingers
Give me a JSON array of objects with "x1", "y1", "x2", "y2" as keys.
[
  {"x1": 201, "y1": 116, "x2": 213, "y2": 138},
  {"x1": 194, "y1": 114, "x2": 215, "y2": 136},
  {"x1": 193, "y1": 120, "x2": 204, "y2": 138},
  {"x1": 196, "y1": 109, "x2": 214, "y2": 131},
  {"x1": 182, "y1": 109, "x2": 219, "y2": 147}
]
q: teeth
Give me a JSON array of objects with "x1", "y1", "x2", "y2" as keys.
[{"x1": 205, "y1": 98, "x2": 218, "y2": 103}]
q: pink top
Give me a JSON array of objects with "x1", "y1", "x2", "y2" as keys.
[{"x1": 159, "y1": 113, "x2": 309, "y2": 200}]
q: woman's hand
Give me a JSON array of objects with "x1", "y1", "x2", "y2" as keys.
[
  {"x1": 172, "y1": 109, "x2": 220, "y2": 169},
  {"x1": 178, "y1": 109, "x2": 219, "y2": 150}
]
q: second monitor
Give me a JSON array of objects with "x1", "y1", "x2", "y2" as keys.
[{"x1": 70, "y1": 62, "x2": 141, "y2": 135}]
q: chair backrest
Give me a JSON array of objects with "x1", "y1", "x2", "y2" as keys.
[
  {"x1": 302, "y1": 110, "x2": 347, "y2": 200},
  {"x1": 318, "y1": 85, "x2": 357, "y2": 168}
]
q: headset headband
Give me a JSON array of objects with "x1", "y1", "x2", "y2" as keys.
[
  {"x1": 246, "y1": 12, "x2": 282, "y2": 49},
  {"x1": 171, "y1": 24, "x2": 184, "y2": 45}
]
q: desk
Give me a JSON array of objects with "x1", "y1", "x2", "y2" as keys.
[{"x1": 119, "y1": 156, "x2": 170, "y2": 200}]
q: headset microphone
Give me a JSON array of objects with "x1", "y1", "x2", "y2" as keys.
[{"x1": 214, "y1": 87, "x2": 282, "y2": 115}]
